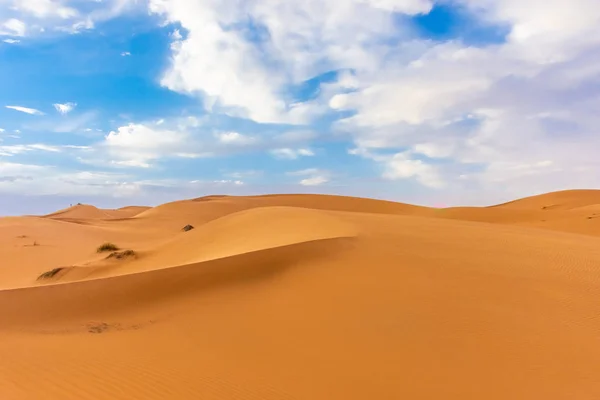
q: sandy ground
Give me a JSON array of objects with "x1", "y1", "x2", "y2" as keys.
[{"x1": 2, "y1": 190, "x2": 600, "y2": 399}]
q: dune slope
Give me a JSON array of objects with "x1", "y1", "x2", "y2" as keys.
[
  {"x1": 489, "y1": 189, "x2": 600, "y2": 210},
  {"x1": 44, "y1": 204, "x2": 149, "y2": 220},
  {"x1": 2, "y1": 192, "x2": 600, "y2": 399},
  {"x1": 436, "y1": 189, "x2": 600, "y2": 237}
]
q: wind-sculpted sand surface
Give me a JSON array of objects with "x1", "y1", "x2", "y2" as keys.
[{"x1": 2, "y1": 191, "x2": 600, "y2": 399}]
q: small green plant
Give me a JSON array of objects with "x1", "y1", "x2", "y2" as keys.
[
  {"x1": 97, "y1": 242, "x2": 119, "y2": 253},
  {"x1": 37, "y1": 267, "x2": 64, "y2": 280}
]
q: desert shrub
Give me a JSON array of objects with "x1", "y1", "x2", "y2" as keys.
[
  {"x1": 182, "y1": 224, "x2": 194, "y2": 232},
  {"x1": 37, "y1": 267, "x2": 64, "y2": 280},
  {"x1": 97, "y1": 242, "x2": 119, "y2": 253},
  {"x1": 106, "y1": 249, "x2": 136, "y2": 260}
]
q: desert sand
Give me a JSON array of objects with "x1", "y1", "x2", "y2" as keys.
[{"x1": 2, "y1": 190, "x2": 600, "y2": 399}]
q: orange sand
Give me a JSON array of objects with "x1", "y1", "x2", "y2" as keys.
[{"x1": 2, "y1": 190, "x2": 600, "y2": 399}]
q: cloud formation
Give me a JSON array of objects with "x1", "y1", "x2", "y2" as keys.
[
  {"x1": 101, "y1": 123, "x2": 201, "y2": 168},
  {"x1": 148, "y1": 0, "x2": 434, "y2": 123},
  {"x1": 270, "y1": 148, "x2": 315, "y2": 160},
  {"x1": 2, "y1": 0, "x2": 600, "y2": 206},
  {"x1": 0, "y1": 19, "x2": 26, "y2": 36},
  {"x1": 0, "y1": 143, "x2": 62, "y2": 156},
  {"x1": 53, "y1": 103, "x2": 77, "y2": 115},
  {"x1": 288, "y1": 168, "x2": 331, "y2": 186},
  {"x1": 5, "y1": 105, "x2": 44, "y2": 115},
  {"x1": 0, "y1": 0, "x2": 137, "y2": 37},
  {"x1": 135, "y1": 0, "x2": 600, "y2": 201},
  {"x1": 215, "y1": 131, "x2": 257, "y2": 146}
]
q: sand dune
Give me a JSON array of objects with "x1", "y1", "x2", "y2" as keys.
[
  {"x1": 52, "y1": 206, "x2": 359, "y2": 282},
  {"x1": 489, "y1": 189, "x2": 600, "y2": 210},
  {"x1": 436, "y1": 189, "x2": 600, "y2": 237},
  {"x1": 2, "y1": 191, "x2": 600, "y2": 399},
  {"x1": 44, "y1": 203, "x2": 150, "y2": 220},
  {"x1": 131, "y1": 193, "x2": 432, "y2": 232}
]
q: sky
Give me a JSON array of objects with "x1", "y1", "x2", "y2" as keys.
[{"x1": 1, "y1": 0, "x2": 600, "y2": 214}]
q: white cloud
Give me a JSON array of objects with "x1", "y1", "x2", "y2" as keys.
[
  {"x1": 2, "y1": 38, "x2": 20, "y2": 44},
  {"x1": 11, "y1": 0, "x2": 78, "y2": 19},
  {"x1": 53, "y1": 102, "x2": 77, "y2": 115},
  {"x1": 215, "y1": 131, "x2": 257, "y2": 146},
  {"x1": 121, "y1": 51, "x2": 131, "y2": 56},
  {"x1": 94, "y1": 122, "x2": 213, "y2": 167},
  {"x1": 5, "y1": 105, "x2": 44, "y2": 115},
  {"x1": 412, "y1": 142, "x2": 454, "y2": 159},
  {"x1": 1, "y1": 0, "x2": 599, "y2": 204},
  {"x1": 0, "y1": 143, "x2": 62, "y2": 156},
  {"x1": 78, "y1": 118, "x2": 317, "y2": 170},
  {"x1": 0, "y1": 128, "x2": 4, "y2": 132},
  {"x1": 270, "y1": 148, "x2": 315, "y2": 160},
  {"x1": 211, "y1": 179, "x2": 244, "y2": 185},
  {"x1": 176, "y1": 152, "x2": 204, "y2": 158},
  {"x1": 171, "y1": 29, "x2": 182, "y2": 40},
  {"x1": 103, "y1": 123, "x2": 190, "y2": 167},
  {"x1": 0, "y1": 0, "x2": 137, "y2": 38},
  {"x1": 349, "y1": 147, "x2": 445, "y2": 188},
  {"x1": 27, "y1": 144, "x2": 61, "y2": 152},
  {"x1": 297, "y1": 149, "x2": 315, "y2": 156},
  {"x1": 148, "y1": 0, "x2": 434, "y2": 124},
  {"x1": 321, "y1": 0, "x2": 600, "y2": 198},
  {"x1": 0, "y1": 19, "x2": 26, "y2": 36},
  {"x1": 288, "y1": 168, "x2": 331, "y2": 186},
  {"x1": 0, "y1": 161, "x2": 45, "y2": 174},
  {"x1": 458, "y1": 0, "x2": 600, "y2": 62},
  {"x1": 110, "y1": 159, "x2": 151, "y2": 168},
  {"x1": 0, "y1": 163, "x2": 144, "y2": 197},
  {"x1": 382, "y1": 152, "x2": 444, "y2": 188},
  {"x1": 287, "y1": 168, "x2": 321, "y2": 176},
  {"x1": 105, "y1": 124, "x2": 183, "y2": 149},
  {"x1": 70, "y1": 19, "x2": 94, "y2": 32},
  {"x1": 141, "y1": 0, "x2": 600, "y2": 201},
  {"x1": 300, "y1": 176, "x2": 329, "y2": 186}
]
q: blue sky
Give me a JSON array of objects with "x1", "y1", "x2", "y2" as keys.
[{"x1": 0, "y1": 0, "x2": 599, "y2": 214}]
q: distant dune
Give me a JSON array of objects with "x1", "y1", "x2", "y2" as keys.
[
  {"x1": 2, "y1": 190, "x2": 600, "y2": 399},
  {"x1": 488, "y1": 189, "x2": 600, "y2": 210},
  {"x1": 44, "y1": 203, "x2": 150, "y2": 220}
]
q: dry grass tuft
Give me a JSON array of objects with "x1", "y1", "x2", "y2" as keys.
[
  {"x1": 37, "y1": 267, "x2": 64, "y2": 280},
  {"x1": 97, "y1": 242, "x2": 119, "y2": 253},
  {"x1": 106, "y1": 249, "x2": 136, "y2": 260}
]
